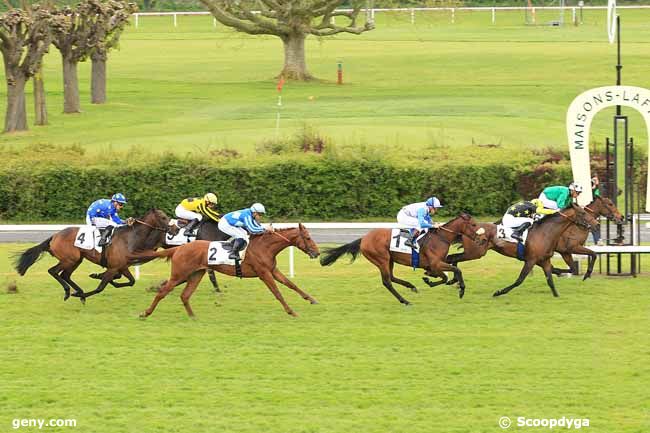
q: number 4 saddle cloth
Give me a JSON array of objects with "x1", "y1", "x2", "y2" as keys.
[{"x1": 73, "y1": 226, "x2": 103, "y2": 252}]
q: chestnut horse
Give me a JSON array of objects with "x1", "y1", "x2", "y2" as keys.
[
  {"x1": 445, "y1": 204, "x2": 597, "y2": 297},
  {"x1": 15, "y1": 209, "x2": 176, "y2": 302},
  {"x1": 319, "y1": 213, "x2": 486, "y2": 304},
  {"x1": 134, "y1": 224, "x2": 320, "y2": 318}
]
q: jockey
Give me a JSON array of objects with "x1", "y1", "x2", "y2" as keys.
[
  {"x1": 397, "y1": 196, "x2": 443, "y2": 247},
  {"x1": 175, "y1": 192, "x2": 220, "y2": 236},
  {"x1": 502, "y1": 198, "x2": 556, "y2": 242},
  {"x1": 218, "y1": 202, "x2": 273, "y2": 260},
  {"x1": 538, "y1": 182, "x2": 583, "y2": 211},
  {"x1": 86, "y1": 193, "x2": 130, "y2": 246}
]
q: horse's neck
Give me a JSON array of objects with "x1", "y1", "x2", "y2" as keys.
[
  {"x1": 130, "y1": 223, "x2": 162, "y2": 251},
  {"x1": 435, "y1": 224, "x2": 458, "y2": 243},
  {"x1": 252, "y1": 230, "x2": 296, "y2": 256},
  {"x1": 586, "y1": 200, "x2": 603, "y2": 217},
  {"x1": 540, "y1": 213, "x2": 575, "y2": 239}
]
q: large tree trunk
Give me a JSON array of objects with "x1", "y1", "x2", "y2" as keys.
[
  {"x1": 62, "y1": 56, "x2": 81, "y2": 113},
  {"x1": 33, "y1": 67, "x2": 48, "y2": 126},
  {"x1": 280, "y1": 33, "x2": 312, "y2": 80},
  {"x1": 91, "y1": 53, "x2": 107, "y2": 104},
  {"x1": 3, "y1": 68, "x2": 28, "y2": 133}
]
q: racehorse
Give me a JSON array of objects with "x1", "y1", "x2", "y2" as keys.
[
  {"x1": 445, "y1": 204, "x2": 597, "y2": 297},
  {"x1": 319, "y1": 213, "x2": 486, "y2": 304},
  {"x1": 134, "y1": 224, "x2": 320, "y2": 318},
  {"x1": 15, "y1": 209, "x2": 176, "y2": 302},
  {"x1": 447, "y1": 198, "x2": 621, "y2": 279}
]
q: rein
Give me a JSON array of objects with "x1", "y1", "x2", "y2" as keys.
[
  {"x1": 134, "y1": 219, "x2": 168, "y2": 232},
  {"x1": 557, "y1": 210, "x2": 590, "y2": 230},
  {"x1": 438, "y1": 222, "x2": 477, "y2": 242},
  {"x1": 272, "y1": 230, "x2": 292, "y2": 244}
]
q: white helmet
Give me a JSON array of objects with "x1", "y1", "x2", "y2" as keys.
[
  {"x1": 250, "y1": 203, "x2": 266, "y2": 214},
  {"x1": 204, "y1": 192, "x2": 218, "y2": 204},
  {"x1": 568, "y1": 182, "x2": 583, "y2": 193}
]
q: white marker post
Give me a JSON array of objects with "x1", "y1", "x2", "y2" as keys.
[
  {"x1": 607, "y1": 0, "x2": 617, "y2": 44},
  {"x1": 275, "y1": 77, "x2": 285, "y2": 138}
]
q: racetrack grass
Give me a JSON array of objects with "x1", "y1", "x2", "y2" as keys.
[
  {"x1": 1, "y1": 243, "x2": 648, "y2": 432},
  {"x1": 1, "y1": 8, "x2": 650, "y2": 164}
]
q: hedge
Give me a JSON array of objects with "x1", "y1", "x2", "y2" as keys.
[{"x1": 0, "y1": 156, "x2": 574, "y2": 222}]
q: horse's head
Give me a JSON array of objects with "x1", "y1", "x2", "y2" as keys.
[
  {"x1": 445, "y1": 212, "x2": 487, "y2": 244},
  {"x1": 140, "y1": 208, "x2": 178, "y2": 235},
  {"x1": 570, "y1": 203, "x2": 599, "y2": 230},
  {"x1": 592, "y1": 195, "x2": 624, "y2": 224},
  {"x1": 293, "y1": 223, "x2": 320, "y2": 259}
]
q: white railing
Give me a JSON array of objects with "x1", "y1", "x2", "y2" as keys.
[{"x1": 132, "y1": 5, "x2": 650, "y2": 28}]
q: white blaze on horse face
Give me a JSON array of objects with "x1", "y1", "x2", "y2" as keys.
[{"x1": 476, "y1": 228, "x2": 486, "y2": 235}]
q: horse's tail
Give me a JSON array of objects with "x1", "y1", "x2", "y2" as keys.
[
  {"x1": 14, "y1": 236, "x2": 52, "y2": 276},
  {"x1": 320, "y1": 238, "x2": 362, "y2": 267},
  {"x1": 128, "y1": 247, "x2": 178, "y2": 265}
]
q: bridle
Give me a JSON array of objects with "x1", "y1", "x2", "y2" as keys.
[
  {"x1": 585, "y1": 197, "x2": 621, "y2": 223},
  {"x1": 436, "y1": 217, "x2": 481, "y2": 243}
]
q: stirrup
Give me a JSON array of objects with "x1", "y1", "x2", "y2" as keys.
[{"x1": 228, "y1": 252, "x2": 240, "y2": 260}]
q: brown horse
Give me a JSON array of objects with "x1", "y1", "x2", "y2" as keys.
[
  {"x1": 447, "y1": 198, "x2": 620, "y2": 281},
  {"x1": 14, "y1": 209, "x2": 176, "y2": 302},
  {"x1": 446, "y1": 204, "x2": 597, "y2": 297},
  {"x1": 551, "y1": 195, "x2": 623, "y2": 275},
  {"x1": 134, "y1": 224, "x2": 320, "y2": 318},
  {"x1": 319, "y1": 213, "x2": 486, "y2": 304}
]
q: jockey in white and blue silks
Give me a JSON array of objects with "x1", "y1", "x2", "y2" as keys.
[
  {"x1": 218, "y1": 202, "x2": 272, "y2": 260},
  {"x1": 396, "y1": 196, "x2": 443, "y2": 247},
  {"x1": 85, "y1": 193, "x2": 129, "y2": 246}
]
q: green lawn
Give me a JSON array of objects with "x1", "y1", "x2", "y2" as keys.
[
  {"x1": 1, "y1": 242, "x2": 648, "y2": 432},
  {"x1": 1, "y1": 8, "x2": 649, "y2": 161}
]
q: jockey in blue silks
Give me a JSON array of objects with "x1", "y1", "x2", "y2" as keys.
[
  {"x1": 85, "y1": 193, "x2": 129, "y2": 246},
  {"x1": 218, "y1": 203, "x2": 273, "y2": 260},
  {"x1": 396, "y1": 196, "x2": 443, "y2": 247}
]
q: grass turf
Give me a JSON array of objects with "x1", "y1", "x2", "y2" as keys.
[
  {"x1": 0, "y1": 242, "x2": 648, "y2": 432},
  {"x1": 1, "y1": 8, "x2": 650, "y2": 163}
]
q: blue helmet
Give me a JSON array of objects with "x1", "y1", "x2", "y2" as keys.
[
  {"x1": 425, "y1": 196, "x2": 442, "y2": 208},
  {"x1": 111, "y1": 193, "x2": 127, "y2": 204}
]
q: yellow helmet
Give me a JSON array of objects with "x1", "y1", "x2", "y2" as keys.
[{"x1": 204, "y1": 193, "x2": 218, "y2": 204}]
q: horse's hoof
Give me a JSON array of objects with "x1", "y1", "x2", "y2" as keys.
[
  {"x1": 89, "y1": 273, "x2": 101, "y2": 280},
  {"x1": 309, "y1": 299, "x2": 319, "y2": 304},
  {"x1": 288, "y1": 310, "x2": 298, "y2": 317},
  {"x1": 63, "y1": 293, "x2": 70, "y2": 301},
  {"x1": 402, "y1": 301, "x2": 412, "y2": 307},
  {"x1": 410, "y1": 287, "x2": 419, "y2": 293},
  {"x1": 493, "y1": 291, "x2": 502, "y2": 297},
  {"x1": 582, "y1": 274, "x2": 591, "y2": 281},
  {"x1": 139, "y1": 312, "x2": 147, "y2": 320},
  {"x1": 459, "y1": 290, "x2": 465, "y2": 299},
  {"x1": 79, "y1": 296, "x2": 86, "y2": 305}
]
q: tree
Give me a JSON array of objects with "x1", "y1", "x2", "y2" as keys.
[
  {"x1": 199, "y1": 0, "x2": 374, "y2": 80},
  {"x1": 0, "y1": 6, "x2": 53, "y2": 132},
  {"x1": 89, "y1": 0, "x2": 137, "y2": 104}
]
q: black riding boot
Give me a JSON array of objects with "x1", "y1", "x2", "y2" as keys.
[
  {"x1": 228, "y1": 238, "x2": 247, "y2": 260},
  {"x1": 404, "y1": 229, "x2": 419, "y2": 248},
  {"x1": 511, "y1": 222, "x2": 531, "y2": 242},
  {"x1": 184, "y1": 219, "x2": 200, "y2": 237},
  {"x1": 98, "y1": 226, "x2": 114, "y2": 247}
]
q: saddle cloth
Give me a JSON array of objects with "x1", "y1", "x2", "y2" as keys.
[
  {"x1": 166, "y1": 219, "x2": 197, "y2": 246},
  {"x1": 496, "y1": 224, "x2": 529, "y2": 244},
  {"x1": 389, "y1": 229, "x2": 425, "y2": 253},
  {"x1": 73, "y1": 226, "x2": 103, "y2": 253},
  {"x1": 207, "y1": 241, "x2": 247, "y2": 266}
]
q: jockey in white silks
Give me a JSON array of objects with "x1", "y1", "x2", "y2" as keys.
[{"x1": 396, "y1": 196, "x2": 443, "y2": 247}]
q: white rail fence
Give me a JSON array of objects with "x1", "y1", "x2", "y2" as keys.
[
  {"x1": 2, "y1": 219, "x2": 650, "y2": 278},
  {"x1": 132, "y1": 5, "x2": 650, "y2": 28}
]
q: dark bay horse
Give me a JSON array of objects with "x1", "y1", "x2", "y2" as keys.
[
  {"x1": 134, "y1": 224, "x2": 320, "y2": 318},
  {"x1": 446, "y1": 204, "x2": 597, "y2": 297},
  {"x1": 319, "y1": 213, "x2": 486, "y2": 304},
  {"x1": 447, "y1": 198, "x2": 620, "y2": 280},
  {"x1": 15, "y1": 209, "x2": 176, "y2": 302}
]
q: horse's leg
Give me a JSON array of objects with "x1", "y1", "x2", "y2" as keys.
[
  {"x1": 551, "y1": 252, "x2": 575, "y2": 275},
  {"x1": 108, "y1": 268, "x2": 136, "y2": 288},
  {"x1": 540, "y1": 259, "x2": 559, "y2": 297},
  {"x1": 562, "y1": 246, "x2": 598, "y2": 281},
  {"x1": 48, "y1": 263, "x2": 72, "y2": 301},
  {"x1": 422, "y1": 270, "x2": 448, "y2": 288},
  {"x1": 432, "y1": 262, "x2": 466, "y2": 298},
  {"x1": 493, "y1": 260, "x2": 535, "y2": 297},
  {"x1": 80, "y1": 269, "x2": 120, "y2": 300},
  {"x1": 258, "y1": 271, "x2": 297, "y2": 316},
  {"x1": 364, "y1": 253, "x2": 411, "y2": 305},
  {"x1": 208, "y1": 270, "x2": 221, "y2": 293},
  {"x1": 60, "y1": 260, "x2": 85, "y2": 299},
  {"x1": 180, "y1": 270, "x2": 206, "y2": 318},
  {"x1": 271, "y1": 268, "x2": 318, "y2": 304},
  {"x1": 389, "y1": 259, "x2": 418, "y2": 293},
  {"x1": 141, "y1": 278, "x2": 183, "y2": 318}
]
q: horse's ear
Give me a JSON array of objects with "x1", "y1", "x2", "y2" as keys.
[{"x1": 298, "y1": 222, "x2": 305, "y2": 230}]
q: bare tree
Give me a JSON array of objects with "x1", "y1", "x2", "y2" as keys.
[
  {"x1": 0, "y1": 6, "x2": 53, "y2": 132},
  {"x1": 199, "y1": 0, "x2": 374, "y2": 80},
  {"x1": 89, "y1": 0, "x2": 137, "y2": 104}
]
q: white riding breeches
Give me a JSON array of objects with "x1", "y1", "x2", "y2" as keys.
[
  {"x1": 175, "y1": 205, "x2": 202, "y2": 221},
  {"x1": 502, "y1": 213, "x2": 533, "y2": 230},
  {"x1": 86, "y1": 215, "x2": 118, "y2": 229},
  {"x1": 218, "y1": 218, "x2": 250, "y2": 242},
  {"x1": 538, "y1": 192, "x2": 560, "y2": 210},
  {"x1": 397, "y1": 209, "x2": 421, "y2": 229}
]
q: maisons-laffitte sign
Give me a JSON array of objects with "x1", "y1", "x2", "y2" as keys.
[{"x1": 566, "y1": 85, "x2": 650, "y2": 211}]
